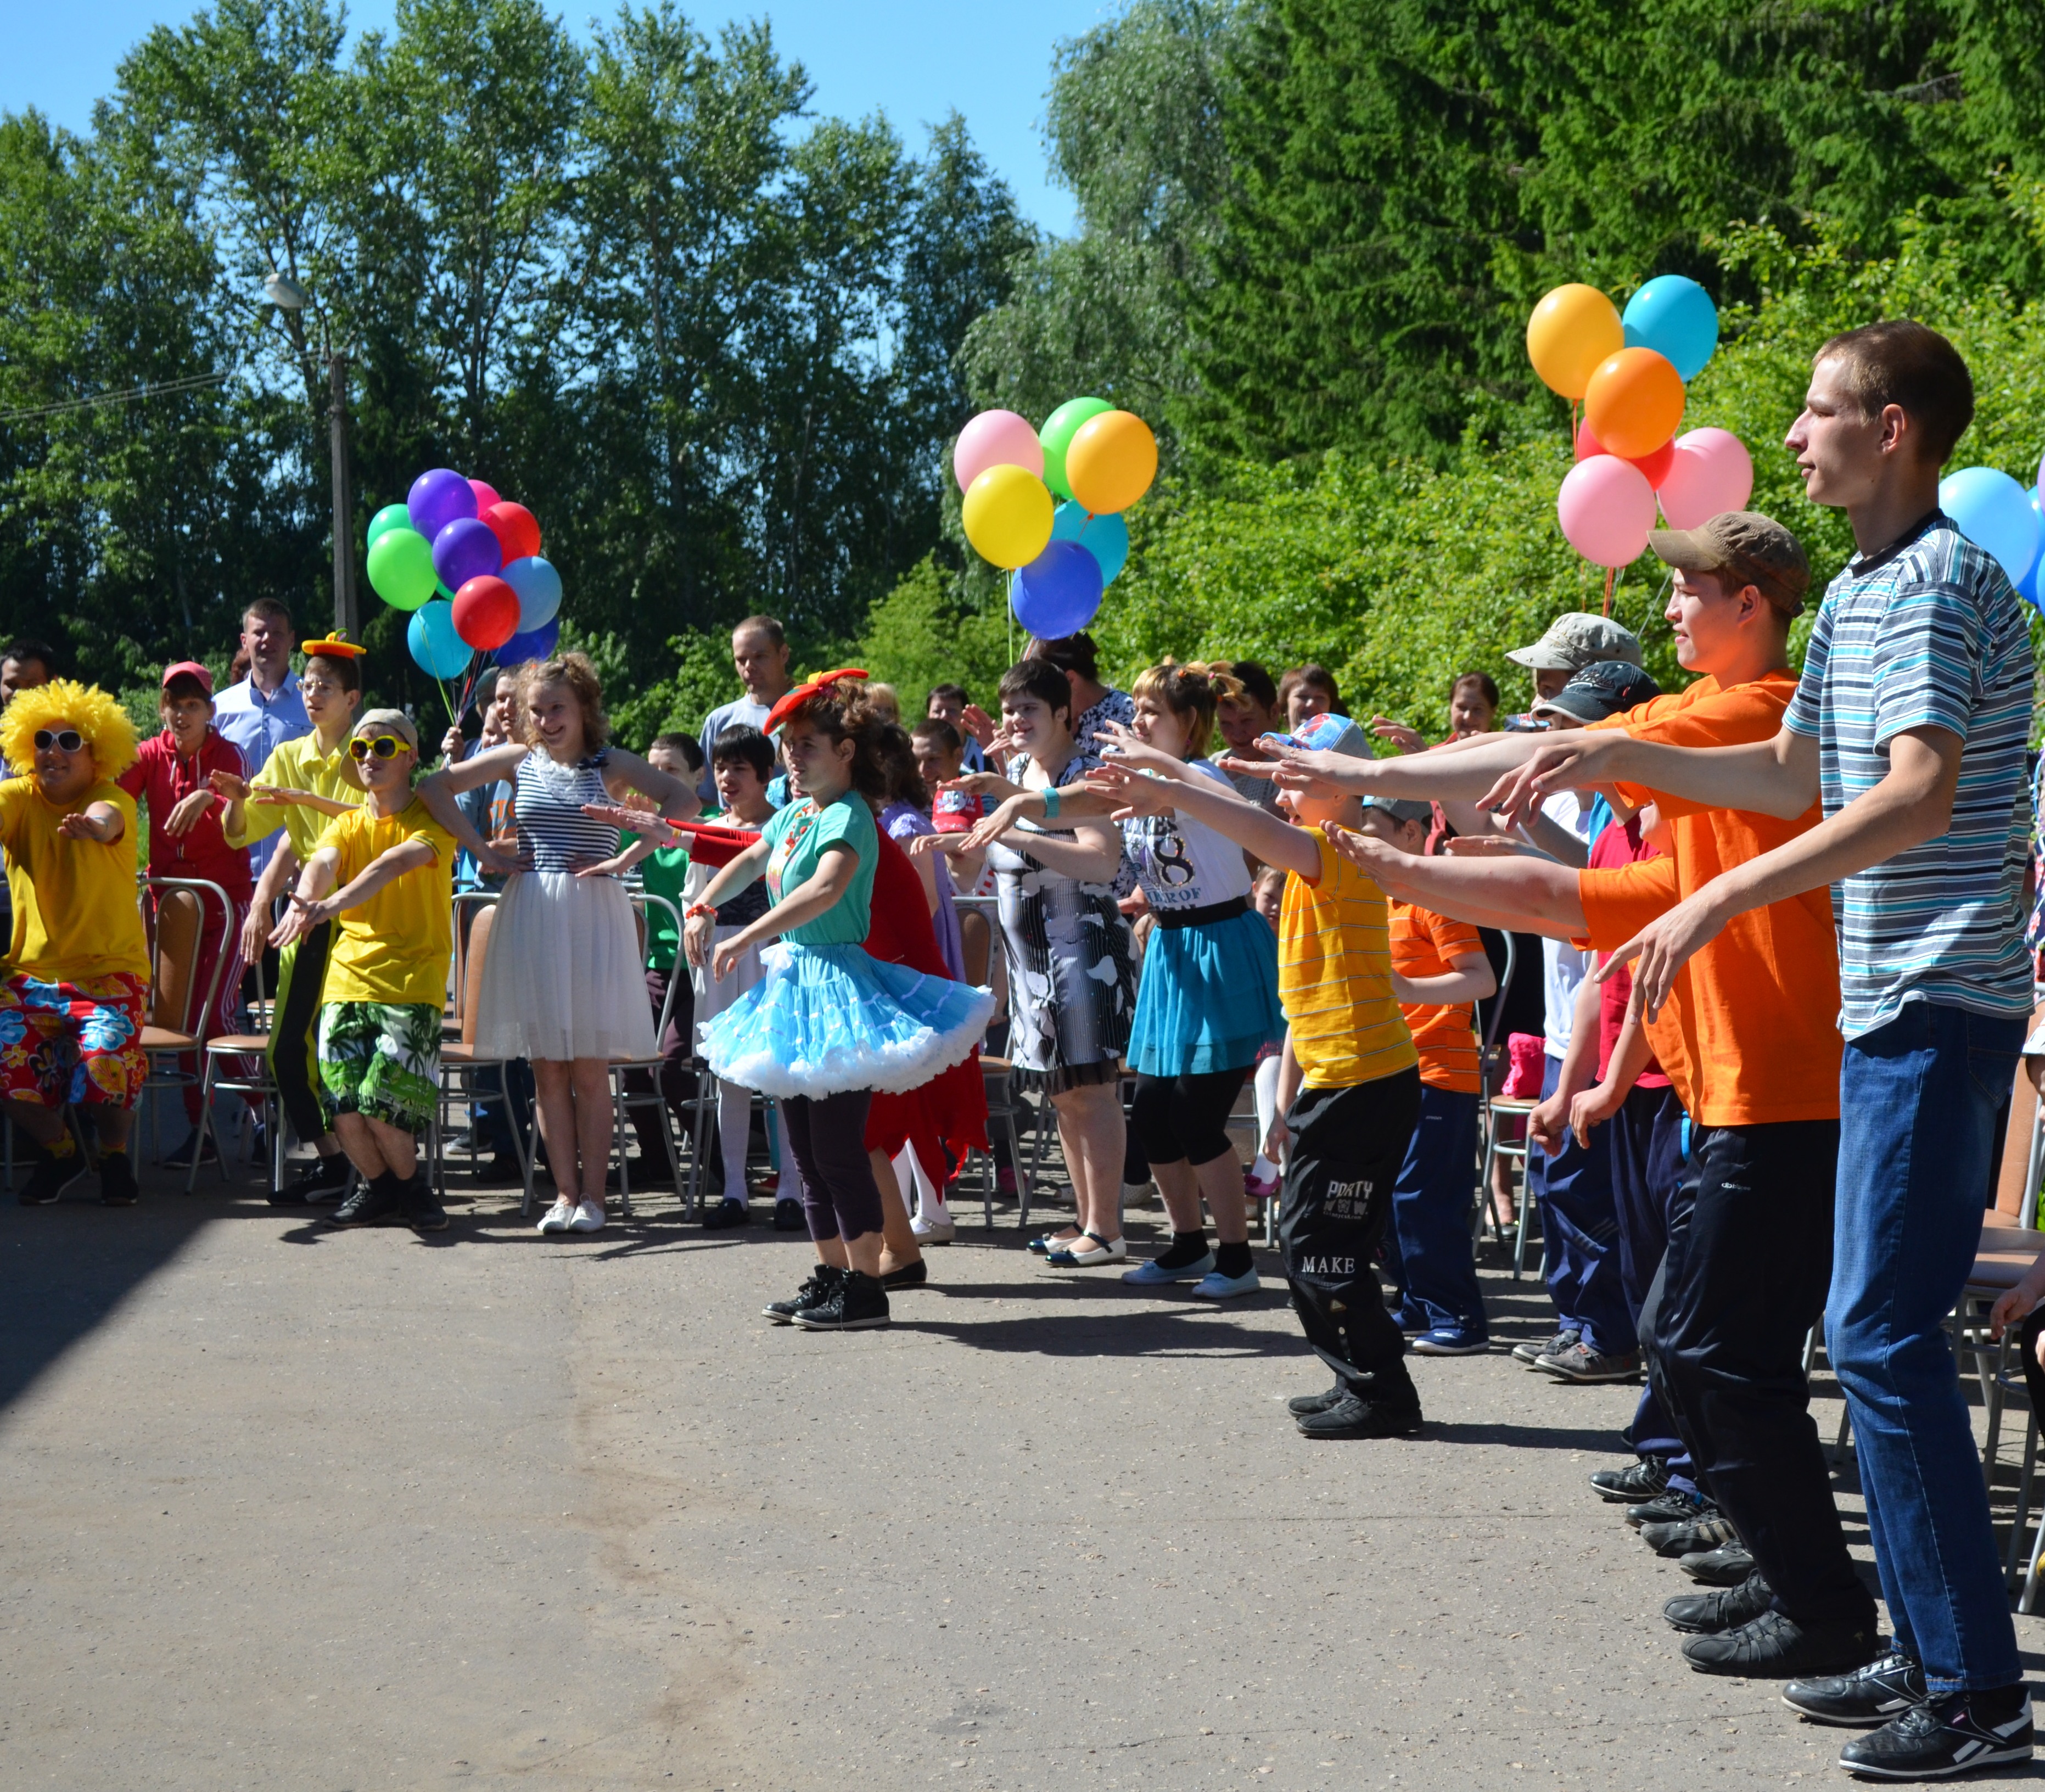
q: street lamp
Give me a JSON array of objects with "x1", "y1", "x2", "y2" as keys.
[{"x1": 261, "y1": 270, "x2": 355, "y2": 638}]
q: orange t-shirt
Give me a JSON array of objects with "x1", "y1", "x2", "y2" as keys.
[
  {"x1": 1390, "y1": 900, "x2": 1483, "y2": 1093},
  {"x1": 1575, "y1": 671, "x2": 1842, "y2": 1127}
]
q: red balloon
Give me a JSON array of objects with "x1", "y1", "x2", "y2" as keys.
[
  {"x1": 452, "y1": 575, "x2": 520, "y2": 651},
  {"x1": 482, "y1": 501, "x2": 541, "y2": 564},
  {"x1": 1576, "y1": 420, "x2": 1676, "y2": 490}
]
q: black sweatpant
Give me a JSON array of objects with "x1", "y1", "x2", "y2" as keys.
[
  {"x1": 1641, "y1": 1118, "x2": 1873, "y2": 1630},
  {"x1": 1278, "y1": 1069, "x2": 1422, "y2": 1413},
  {"x1": 1130, "y1": 1063, "x2": 1253, "y2": 1168},
  {"x1": 271, "y1": 920, "x2": 333, "y2": 1144},
  {"x1": 783, "y1": 1088, "x2": 884, "y2": 1243}
]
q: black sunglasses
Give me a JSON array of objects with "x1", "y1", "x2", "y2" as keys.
[{"x1": 33, "y1": 730, "x2": 83, "y2": 753}]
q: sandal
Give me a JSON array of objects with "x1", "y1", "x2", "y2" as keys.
[
  {"x1": 1028, "y1": 1230, "x2": 1084, "y2": 1256},
  {"x1": 1044, "y1": 1230, "x2": 1128, "y2": 1267}
]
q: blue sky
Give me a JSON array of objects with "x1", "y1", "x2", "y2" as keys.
[{"x1": 5, "y1": 0, "x2": 1110, "y2": 233}]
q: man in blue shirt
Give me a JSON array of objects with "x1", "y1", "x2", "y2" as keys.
[
  {"x1": 695, "y1": 615, "x2": 791, "y2": 804},
  {"x1": 212, "y1": 598, "x2": 310, "y2": 880}
]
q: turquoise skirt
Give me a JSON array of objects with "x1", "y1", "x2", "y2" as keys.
[{"x1": 1126, "y1": 907, "x2": 1284, "y2": 1077}]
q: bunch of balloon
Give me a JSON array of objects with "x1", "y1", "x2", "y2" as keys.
[
  {"x1": 365, "y1": 467, "x2": 565, "y2": 719},
  {"x1": 1938, "y1": 462, "x2": 2045, "y2": 609},
  {"x1": 953, "y1": 399, "x2": 1156, "y2": 640},
  {"x1": 1528, "y1": 276, "x2": 1753, "y2": 614}
]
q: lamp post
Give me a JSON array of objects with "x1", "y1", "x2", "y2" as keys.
[{"x1": 263, "y1": 271, "x2": 356, "y2": 639}]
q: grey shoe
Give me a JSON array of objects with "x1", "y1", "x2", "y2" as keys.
[
  {"x1": 1644, "y1": 1511, "x2": 1741, "y2": 1557},
  {"x1": 1535, "y1": 1341, "x2": 1641, "y2": 1383},
  {"x1": 1511, "y1": 1327, "x2": 1579, "y2": 1365}
]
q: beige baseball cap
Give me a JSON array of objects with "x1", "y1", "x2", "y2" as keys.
[
  {"x1": 1648, "y1": 511, "x2": 1812, "y2": 615},
  {"x1": 354, "y1": 708, "x2": 419, "y2": 751},
  {"x1": 1505, "y1": 612, "x2": 1644, "y2": 673}
]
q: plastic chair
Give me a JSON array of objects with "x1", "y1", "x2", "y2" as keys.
[
  {"x1": 138, "y1": 876, "x2": 234, "y2": 1180},
  {"x1": 608, "y1": 891, "x2": 688, "y2": 1216},
  {"x1": 436, "y1": 894, "x2": 536, "y2": 1212}
]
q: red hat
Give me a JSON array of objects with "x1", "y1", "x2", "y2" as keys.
[
  {"x1": 764, "y1": 667, "x2": 869, "y2": 736},
  {"x1": 161, "y1": 660, "x2": 214, "y2": 695}
]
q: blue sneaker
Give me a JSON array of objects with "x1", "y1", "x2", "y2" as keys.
[
  {"x1": 1391, "y1": 1305, "x2": 1428, "y2": 1335},
  {"x1": 1190, "y1": 1265, "x2": 1260, "y2": 1300},
  {"x1": 1410, "y1": 1327, "x2": 1489, "y2": 1356},
  {"x1": 1122, "y1": 1251, "x2": 1215, "y2": 1286}
]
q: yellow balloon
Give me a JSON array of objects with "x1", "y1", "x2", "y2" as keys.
[
  {"x1": 1066, "y1": 410, "x2": 1157, "y2": 514},
  {"x1": 1526, "y1": 283, "x2": 1624, "y2": 400},
  {"x1": 962, "y1": 464, "x2": 1055, "y2": 569}
]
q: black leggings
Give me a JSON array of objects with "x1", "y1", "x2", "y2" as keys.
[
  {"x1": 1130, "y1": 1065, "x2": 1252, "y2": 1168},
  {"x1": 271, "y1": 920, "x2": 333, "y2": 1144},
  {"x1": 783, "y1": 1089, "x2": 884, "y2": 1242}
]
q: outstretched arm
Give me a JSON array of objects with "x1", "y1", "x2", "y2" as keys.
[
  {"x1": 1322, "y1": 826, "x2": 1585, "y2": 938},
  {"x1": 1086, "y1": 760, "x2": 1320, "y2": 879},
  {"x1": 1481, "y1": 724, "x2": 1818, "y2": 827}
]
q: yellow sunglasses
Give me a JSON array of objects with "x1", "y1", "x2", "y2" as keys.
[{"x1": 348, "y1": 735, "x2": 409, "y2": 761}]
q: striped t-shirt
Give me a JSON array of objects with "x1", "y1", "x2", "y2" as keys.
[
  {"x1": 1278, "y1": 829, "x2": 1418, "y2": 1089},
  {"x1": 513, "y1": 749, "x2": 620, "y2": 872},
  {"x1": 1783, "y1": 511, "x2": 2035, "y2": 1038}
]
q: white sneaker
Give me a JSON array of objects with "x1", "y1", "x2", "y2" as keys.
[
  {"x1": 569, "y1": 1198, "x2": 605, "y2": 1233},
  {"x1": 1122, "y1": 1180, "x2": 1156, "y2": 1208},
  {"x1": 536, "y1": 1195, "x2": 576, "y2": 1235},
  {"x1": 910, "y1": 1209, "x2": 955, "y2": 1244}
]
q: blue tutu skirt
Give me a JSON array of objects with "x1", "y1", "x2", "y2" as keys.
[
  {"x1": 1127, "y1": 907, "x2": 1284, "y2": 1077},
  {"x1": 699, "y1": 940, "x2": 999, "y2": 1100}
]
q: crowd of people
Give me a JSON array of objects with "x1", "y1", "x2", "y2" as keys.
[{"x1": 4, "y1": 317, "x2": 2044, "y2": 1778}]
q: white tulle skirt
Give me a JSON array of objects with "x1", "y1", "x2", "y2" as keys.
[{"x1": 474, "y1": 872, "x2": 657, "y2": 1062}]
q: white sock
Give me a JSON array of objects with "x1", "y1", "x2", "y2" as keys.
[
  {"x1": 897, "y1": 1144, "x2": 947, "y2": 1222},
  {"x1": 1252, "y1": 1055, "x2": 1282, "y2": 1174},
  {"x1": 718, "y1": 1080, "x2": 750, "y2": 1203}
]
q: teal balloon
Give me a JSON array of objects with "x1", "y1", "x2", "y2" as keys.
[
  {"x1": 1051, "y1": 502, "x2": 1129, "y2": 586},
  {"x1": 365, "y1": 503, "x2": 412, "y2": 552},
  {"x1": 1621, "y1": 275, "x2": 1719, "y2": 382},
  {"x1": 407, "y1": 601, "x2": 472, "y2": 679}
]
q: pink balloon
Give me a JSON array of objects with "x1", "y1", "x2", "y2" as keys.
[
  {"x1": 1657, "y1": 427, "x2": 1753, "y2": 529},
  {"x1": 954, "y1": 408, "x2": 1045, "y2": 492},
  {"x1": 469, "y1": 478, "x2": 502, "y2": 513},
  {"x1": 1557, "y1": 455, "x2": 1657, "y2": 568}
]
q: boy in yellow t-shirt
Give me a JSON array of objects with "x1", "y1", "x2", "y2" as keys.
[
  {"x1": 1091, "y1": 711, "x2": 1426, "y2": 1440},
  {"x1": 271, "y1": 710, "x2": 455, "y2": 1234}
]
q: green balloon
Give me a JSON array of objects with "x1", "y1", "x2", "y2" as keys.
[
  {"x1": 367, "y1": 526, "x2": 436, "y2": 612},
  {"x1": 1039, "y1": 396, "x2": 1114, "y2": 502},
  {"x1": 365, "y1": 503, "x2": 411, "y2": 552}
]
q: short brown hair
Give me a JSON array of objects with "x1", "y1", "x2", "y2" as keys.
[
  {"x1": 1130, "y1": 659, "x2": 1243, "y2": 761},
  {"x1": 1814, "y1": 320, "x2": 1975, "y2": 468},
  {"x1": 733, "y1": 614, "x2": 786, "y2": 648},
  {"x1": 513, "y1": 651, "x2": 609, "y2": 752},
  {"x1": 242, "y1": 598, "x2": 294, "y2": 634}
]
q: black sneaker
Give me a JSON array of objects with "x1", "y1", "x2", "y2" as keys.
[
  {"x1": 1665, "y1": 1571, "x2": 1774, "y2": 1634},
  {"x1": 98, "y1": 1151, "x2": 138, "y2": 1207},
  {"x1": 1591, "y1": 1458, "x2": 1669, "y2": 1504},
  {"x1": 164, "y1": 1129, "x2": 218, "y2": 1170},
  {"x1": 1288, "y1": 1382, "x2": 1346, "y2": 1417},
  {"x1": 18, "y1": 1147, "x2": 88, "y2": 1206},
  {"x1": 1645, "y1": 1511, "x2": 1741, "y2": 1558},
  {"x1": 1628, "y1": 1488, "x2": 1709, "y2": 1530},
  {"x1": 879, "y1": 1257, "x2": 927, "y2": 1291},
  {"x1": 270, "y1": 1154, "x2": 352, "y2": 1207},
  {"x1": 764, "y1": 1264, "x2": 842, "y2": 1325},
  {"x1": 1295, "y1": 1392, "x2": 1424, "y2": 1440},
  {"x1": 792, "y1": 1269, "x2": 891, "y2": 1331},
  {"x1": 404, "y1": 1177, "x2": 449, "y2": 1233},
  {"x1": 772, "y1": 1197, "x2": 807, "y2": 1233},
  {"x1": 1680, "y1": 1542, "x2": 1756, "y2": 1586},
  {"x1": 701, "y1": 1198, "x2": 749, "y2": 1230},
  {"x1": 1682, "y1": 1609, "x2": 1878, "y2": 1678},
  {"x1": 324, "y1": 1175, "x2": 408, "y2": 1229},
  {"x1": 1837, "y1": 1686, "x2": 2032, "y2": 1778},
  {"x1": 1783, "y1": 1651, "x2": 1929, "y2": 1727},
  {"x1": 1512, "y1": 1328, "x2": 1579, "y2": 1366}
]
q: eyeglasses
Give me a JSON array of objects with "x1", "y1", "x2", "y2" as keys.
[
  {"x1": 33, "y1": 730, "x2": 83, "y2": 753},
  {"x1": 348, "y1": 735, "x2": 408, "y2": 761}
]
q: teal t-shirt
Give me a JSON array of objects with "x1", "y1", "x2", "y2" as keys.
[
  {"x1": 763, "y1": 793, "x2": 876, "y2": 945},
  {"x1": 624, "y1": 837, "x2": 691, "y2": 970}
]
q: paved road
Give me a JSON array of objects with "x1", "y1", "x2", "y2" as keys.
[{"x1": 5, "y1": 1163, "x2": 2044, "y2": 1790}]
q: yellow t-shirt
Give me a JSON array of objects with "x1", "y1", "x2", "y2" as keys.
[
  {"x1": 0, "y1": 776, "x2": 150, "y2": 982},
  {"x1": 315, "y1": 799, "x2": 455, "y2": 1006},
  {"x1": 224, "y1": 732, "x2": 366, "y2": 861},
  {"x1": 1278, "y1": 827, "x2": 1416, "y2": 1089}
]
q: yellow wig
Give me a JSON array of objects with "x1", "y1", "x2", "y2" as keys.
[{"x1": 1, "y1": 679, "x2": 140, "y2": 781}]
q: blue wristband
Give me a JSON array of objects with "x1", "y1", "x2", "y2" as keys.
[{"x1": 1041, "y1": 785, "x2": 1061, "y2": 821}]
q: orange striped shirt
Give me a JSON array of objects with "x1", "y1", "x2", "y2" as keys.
[
  {"x1": 1278, "y1": 829, "x2": 1417, "y2": 1089},
  {"x1": 1389, "y1": 900, "x2": 1483, "y2": 1093}
]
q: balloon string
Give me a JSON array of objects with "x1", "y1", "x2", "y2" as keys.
[{"x1": 1601, "y1": 565, "x2": 1616, "y2": 618}]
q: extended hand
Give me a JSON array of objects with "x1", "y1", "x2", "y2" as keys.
[
  {"x1": 55, "y1": 810, "x2": 106, "y2": 841},
  {"x1": 250, "y1": 783, "x2": 317, "y2": 807},
  {"x1": 270, "y1": 891, "x2": 334, "y2": 948},
  {"x1": 1322, "y1": 822, "x2": 1403, "y2": 886},
  {"x1": 1477, "y1": 731, "x2": 1626, "y2": 828},
  {"x1": 1080, "y1": 763, "x2": 1171, "y2": 819},
  {"x1": 1095, "y1": 720, "x2": 1180, "y2": 776},
  {"x1": 582, "y1": 799, "x2": 676, "y2": 843},
  {"x1": 208, "y1": 768, "x2": 250, "y2": 802},
  {"x1": 1599, "y1": 891, "x2": 1725, "y2": 1020},
  {"x1": 1370, "y1": 716, "x2": 1426, "y2": 754},
  {"x1": 940, "y1": 770, "x2": 1026, "y2": 804}
]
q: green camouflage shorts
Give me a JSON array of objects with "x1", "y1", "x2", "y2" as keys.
[{"x1": 318, "y1": 1001, "x2": 441, "y2": 1134}]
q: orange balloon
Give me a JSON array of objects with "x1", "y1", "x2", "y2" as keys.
[
  {"x1": 1526, "y1": 284, "x2": 1624, "y2": 400},
  {"x1": 1583, "y1": 347, "x2": 1685, "y2": 460},
  {"x1": 1065, "y1": 410, "x2": 1157, "y2": 514}
]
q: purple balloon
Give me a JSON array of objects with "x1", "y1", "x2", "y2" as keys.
[
  {"x1": 433, "y1": 516, "x2": 501, "y2": 591},
  {"x1": 495, "y1": 618, "x2": 560, "y2": 665},
  {"x1": 408, "y1": 467, "x2": 477, "y2": 541}
]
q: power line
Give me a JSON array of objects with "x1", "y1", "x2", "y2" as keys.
[{"x1": 0, "y1": 371, "x2": 231, "y2": 424}]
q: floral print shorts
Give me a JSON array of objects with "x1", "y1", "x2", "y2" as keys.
[
  {"x1": 0, "y1": 973, "x2": 148, "y2": 1110},
  {"x1": 317, "y1": 1001, "x2": 441, "y2": 1135}
]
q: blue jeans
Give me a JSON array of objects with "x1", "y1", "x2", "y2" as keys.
[
  {"x1": 1828, "y1": 1000, "x2": 2026, "y2": 1692},
  {"x1": 1386, "y1": 1085, "x2": 1488, "y2": 1336},
  {"x1": 1610, "y1": 1084, "x2": 1696, "y2": 1489},
  {"x1": 1529, "y1": 1055, "x2": 1631, "y2": 1356}
]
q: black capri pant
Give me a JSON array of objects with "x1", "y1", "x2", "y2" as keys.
[{"x1": 1130, "y1": 1065, "x2": 1253, "y2": 1169}]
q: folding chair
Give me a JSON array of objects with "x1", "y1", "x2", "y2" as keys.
[
  {"x1": 437, "y1": 894, "x2": 536, "y2": 1212},
  {"x1": 191, "y1": 937, "x2": 284, "y2": 1195},
  {"x1": 609, "y1": 891, "x2": 688, "y2": 1216},
  {"x1": 137, "y1": 876, "x2": 234, "y2": 1184}
]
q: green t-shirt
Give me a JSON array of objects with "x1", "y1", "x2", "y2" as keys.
[
  {"x1": 763, "y1": 793, "x2": 876, "y2": 945},
  {"x1": 624, "y1": 837, "x2": 691, "y2": 970}
]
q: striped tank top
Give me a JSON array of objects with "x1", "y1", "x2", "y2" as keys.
[{"x1": 514, "y1": 749, "x2": 618, "y2": 872}]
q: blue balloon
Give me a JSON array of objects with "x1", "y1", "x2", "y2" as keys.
[
  {"x1": 1621, "y1": 276, "x2": 1719, "y2": 382},
  {"x1": 407, "y1": 601, "x2": 472, "y2": 679},
  {"x1": 2021, "y1": 494, "x2": 2045, "y2": 610},
  {"x1": 1940, "y1": 466, "x2": 2041, "y2": 586},
  {"x1": 1010, "y1": 539, "x2": 1104, "y2": 639},
  {"x1": 433, "y1": 516, "x2": 500, "y2": 591},
  {"x1": 495, "y1": 618, "x2": 561, "y2": 665},
  {"x1": 1050, "y1": 502, "x2": 1129, "y2": 586},
  {"x1": 501, "y1": 554, "x2": 563, "y2": 630}
]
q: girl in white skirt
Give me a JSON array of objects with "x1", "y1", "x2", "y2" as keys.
[{"x1": 419, "y1": 653, "x2": 697, "y2": 1235}]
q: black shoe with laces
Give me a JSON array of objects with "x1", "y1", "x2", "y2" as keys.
[
  {"x1": 1783, "y1": 1651, "x2": 1929, "y2": 1727},
  {"x1": 1591, "y1": 1457, "x2": 1669, "y2": 1504},
  {"x1": 1682, "y1": 1609, "x2": 1879, "y2": 1678},
  {"x1": 772, "y1": 1197, "x2": 807, "y2": 1233},
  {"x1": 269, "y1": 1154, "x2": 352, "y2": 1207},
  {"x1": 764, "y1": 1264, "x2": 842, "y2": 1325},
  {"x1": 324, "y1": 1173, "x2": 408, "y2": 1229},
  {"x1": 1665, "y1": 1571, "x2": 1774, "y2": 1634},
  {"x1": 1646, "y1": 1511, "x2": 1741, "y2": 1557},
  {"x1": 701, "y1": 1197, "x2": 749, "y2": 1230},
  {"x1": 1628, "y1": 1488, "x2": 1709, "y2": 1529},
  {"x1": 98, "y1": 1151, "x2": 138, "y2": 1207},
  {"x1": 18, "y1": 1147, "x2": 88, "y2": 1206},
  {"x1": 1295, "y1": 1392, "x2": 1424, "y2": 1440},
  {"x1": 404, "y1": 1176, "x2": 448, "y2": 1233},
  {"x1": 1288, "y1": 1382, "x2": 1346, "y2": 1417},
  {"x1": 1680, "y1": 1542, "x2": 1756, "y2": 1586},
  {"x1": 792, "y1": 1269, "x2": 891, "y2": 1330},
  {"x1": 164, "y1": 1129, "x2": 218, "y2": 1170},
  {"x1": 1837, "y1": 1685, "x2": 2032, "y2": 1778}
]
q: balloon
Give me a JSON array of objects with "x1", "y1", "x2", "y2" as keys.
[
  {"x1": 496, "y1": 618, "x2": 561, "y2": 665},
  {"x1": 1051, "y1": 501, "x2": 1130, "y2": 585},
  {"x1": 1010, "y1": 540, "x2": 1104, "y2": 638},
  {"x1": 1556, "y1": 455, "x2": 1657, "y2": 567},
  {"x1": 1622, "y1": 275, "x2": 1719, "y2": 381},
  {"x1": 1575, "y1": 421, "x2": 1676, "y2": 490},
  {"x1": 1039, "y1": 396, "x2": 1114, "y2": 501},
  {"x1": 1940, "y1": 466, "x2": 2043, "y2": 586},
  {"x1": 452, "y1": 574, "x2": 520, "y2": 651},
  {"x1": 1526, "y1": 284, "x2": 1625, "y2": 400},
  {"x1": 961, "y1": 464, "x2": 1055, "y2": 569},
  {"x1": 432, "y1": 516, "x2": 501, "y2": 592},
  {"x1": 468, "y1": 478, "x2": 502, "y2": 514},
  {"x1": 366, "y1": 526, "x2": 437, "y2": 611},
  {"x1": 953, "y1": 408, "x2": 1045, "y2": 492},
  {"x1": 1657, "y1": 427, "x2": 1755, "y2": 529},
  {"x1": 482, "y1": 500, "x2": 541, "y2": 564},
  {"x1": 2026, "y1": 494, "x2": 2045, "y2": 609},
  {"x1": 500, "y1": 555, "x2": 562, "y2": 630},
  {"x1": 1584, "y1": 348, "x2": 1686, "y2": 460},
  {"x1": 365, "y1": 503, "x2": 412, "y2": 551},
  {"x1": 407, "y1": 467, "x2": 476, "y2": 541},
  {"x1": 1066, "y1": 411, "x2": 1158, "y2": 515},
  {"x1": 407, "y1": 601, "x2": 471, "y2": 679}
]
